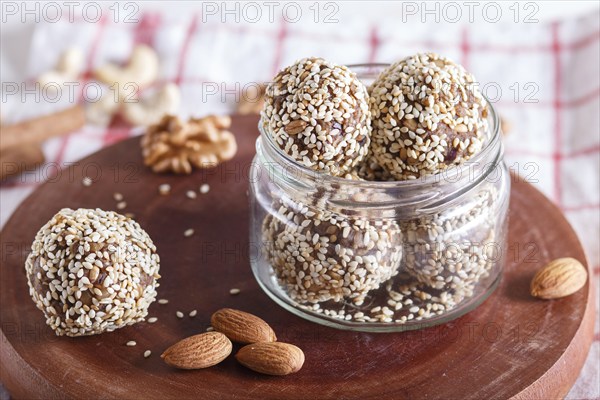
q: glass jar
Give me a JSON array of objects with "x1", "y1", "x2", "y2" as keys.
[{"x1": 249, "y1": 64, "x2": 510, "y2": 332}]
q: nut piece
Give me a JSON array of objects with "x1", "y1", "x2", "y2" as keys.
[
  {"x1": 211, "y1": 308, "x2": 276, "y2": 344},
  {"x1": 141, "y1": 114, "x2": 237, "y2": 174},
  {"x1": 500, "y1": 116, "x2": 512, "y2": 136},
  {"x1": 94, "y1": 44, "x2": 158, "y2": 89},
  {"x1": 161, "y1": 331, "x2": 232, "y2": 369},
  {"x1": 38, "y1": 48, "x2": 84, "y2": 87},
  {"x1": 122, "y1": 83, "x2": 181, "y2": 126},
  {"x1": 236, "y1": 342, "x2": 304, "y2": 376},
  {"x1": 85, "y1": 91, "x2": 121, "y2": 126},
  {"x1": 530, "y1": 257, "x2": 588, "y2": 299}
]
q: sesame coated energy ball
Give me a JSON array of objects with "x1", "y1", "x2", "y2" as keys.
[
  {"x1": 25, "y1": 208, "x2": 160, "y2": 337},
  {"x1": 261, "y1": 57, "x2": 372, "y2": 176},
  {"x1": 262, "y1": 198, "x2": 402, "y2": 305},
  {"x1": 370, "y1": 53, "x2": 489, "y2": 180},
  {"x1": 399, "y1": 189, "x2": 498, "y2": 306}
]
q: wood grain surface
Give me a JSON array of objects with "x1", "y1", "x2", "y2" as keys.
[{"x1": 0, "y1": 115, "x2": 594, "y2": 400}]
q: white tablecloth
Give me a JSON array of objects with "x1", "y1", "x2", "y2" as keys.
[{"x1": 1, "y1": 3, "x2": 598, "y2": 398}]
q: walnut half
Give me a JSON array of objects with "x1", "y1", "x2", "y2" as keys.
[{"x1": 141, "y1": 114, "x2": 237, "y2": 174}]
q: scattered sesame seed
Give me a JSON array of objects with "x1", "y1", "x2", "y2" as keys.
[
  {"x1": 147, "y1": 317, "x2": 158, "y2": 323},
  {"x1": 113, "y1": 192, "x2": 124, "y2": 201},
  {"x1": 206, "y1": 326, "x2": 214, "y2": 332},
  {"x1": 229, "y1": 288, "x2": 240, "y2": 295},
  {"x1": 183, "y1": 228, "x2": 194, "y2": 237},
  {"x1": 199, "y1": 184, "x2": 210, "y2": 194},
  {"x1": 189, "y1": 309, "x2": 197, "y2": 317},
  {"x1": 116, "y1": 201, "x2": 127, "y2": 210},
  {"x1": 126, "y1": 341, "x2": 137, "y2": 347},
  {"x1": 144, "y1": 350, "x2": 151, "y2": 358},
  {"x1": 82, "y1": 177, "x2": 92, "y2": 187},
  {"x1": 176, "y1": 311, "x2": 184, "y2": 319},
  {"x1": 158, "y1": 184, "x2": 171, "y2": 195},
  {"x1": 186, "y1": 190, "x2": 197, "y2": 199},
  {"x1": 158, "y1": 299, "x2": 169, "y2": 305}
]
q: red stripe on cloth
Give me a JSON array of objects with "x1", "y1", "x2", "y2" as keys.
[
  {"x1": 506, "y1": 144, "x2": 600, "y2": 159},
  {"x1": 102, "y1": 127, "x2": 134, "y2": 146},
  {"x1": 460, "y1": 27, "x2": 470, "y2": 69},
  {"x1": 102, "y1": 12, "x2": 162, "y2": 146},
  {"x1": 53, "y1": 16, "x2": 108, "y2": 174},
  {"x1": 271, "y1": 19, "x2": 288, "y2": 76},
  {"x1": 133, "y1": 12, "x2": 162, "y2": 46},
  {"x1": 565, "y1": 29, "x2": 600, "y2": 51},
  {"x1": 497, "y1": 85, "x2": 600, "y2": 109},
  {"x1": 78, "y1": 17, "x2": 109, "y2": 83},
  {"x1": 567, "y1": 144, "x2": 600, "y2": 158},
  {"x1": 0, "y1": 180, "x2": 40, "y2": 189},
  {"x1": 175, "y1": 14, "x2": 199, "y2": 85},
  {"x1": 470, "y1": 29, "x2": 600, "y2": 53},
  {"x1": 563, "y1": 203, "x2": 600, "y2": 212},
  {"x1": 368, "y1": 26, "x2": 380, "y2": 63},
  {"x1": 561, "y1": 86, "x2": 600, "y2": 108},
  {"x1": 551, "y1": 22, "x2": 563, "y2": 208}
]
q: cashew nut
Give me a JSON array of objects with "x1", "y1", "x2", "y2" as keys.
[
  {"x1": 37, "y1": 48, "x2": 83, "y2": 87},
  {"x1": 121, "y1": 83, "x2": 181, "y2": 126},
  {"x1": 85, "y1": 91, "x2": 121, "y2": 126},
  {"x1": 94, "y1": 44, "x2": 158, "y2": 90}
]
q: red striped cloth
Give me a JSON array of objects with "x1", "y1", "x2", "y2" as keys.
[{"x1": 0, "y1": 8, "x2": 598, "y2": 399}]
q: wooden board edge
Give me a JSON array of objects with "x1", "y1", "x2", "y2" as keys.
[
  {"x1": 0, "y1": 329, "x2": 64, "y2": 400},
  {"x1": 511, "y1": 261, "x2": 596, "y2": 400}
]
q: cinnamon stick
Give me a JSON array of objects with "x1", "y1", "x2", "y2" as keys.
[
  {"x1": 0, "y1": 105, "x2": 86, "y2": 151},
  {"x1": 0, "y1": 145, "x2": 45, "y2": 180}
]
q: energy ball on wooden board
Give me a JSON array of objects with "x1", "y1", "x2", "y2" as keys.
[
  {"x1": 261, "y1": 198, "x2": 402, "y2": 305},
  {"x1": 25, "y1": 208, "x2": 160, "y2": 337},
  {"x1": 261, "y1": 57, "x2": 372, "y2": 177},
  {"x1": 370, "y1": 53, "x2": 489, "y2": 180}
]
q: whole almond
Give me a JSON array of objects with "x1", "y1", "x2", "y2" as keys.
[
  {"x1": 530, "y1": 257, "x2": 588, "y2": 299},
  {"x1": 211, "y1": 308, "x2": 276, "y2": 344},
  {"x1": 161, "y1": 331, "x2": 232, "y2": 369},
  {"x1": 236, "y1": 342, "x2": 304, "y2": 376}
]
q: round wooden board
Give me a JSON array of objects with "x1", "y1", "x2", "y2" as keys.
[{"x1": 0, "y1": 115, "x2": 594, "y2": 400}]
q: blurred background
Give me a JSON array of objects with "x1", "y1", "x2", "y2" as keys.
[{"x1": 1, "y1": 1, "x2": 599, "y2": 398}]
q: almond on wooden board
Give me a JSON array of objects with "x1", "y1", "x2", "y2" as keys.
[
  {"x1": 211, "y1": 308, "x2": 276, "y2": 344},
  {"x1": 530, "y1": 257, "x2": 588, "y2": 300},
  {"x1": 161, "y1": 331, "x2": 232, "y2": 369},
  {"x1": 235, "y1": 342, "x2": 305, "y2": 376}
]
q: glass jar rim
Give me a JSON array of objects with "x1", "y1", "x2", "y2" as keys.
[{"x1": 258, "y1": 62, "x2": 501, "y2": 190}]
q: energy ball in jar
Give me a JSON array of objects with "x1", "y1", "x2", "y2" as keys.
[
  {"x1": 370, "y1": 53, "x2": 489, "y2": 180},
  {"x1": 399, "y1": 189, "x2": 498, "y2": 307},
  {"x1": 25, "y1": 208, "x2": 160, "y2": 337},
  {"x1": 261, "y1": 198, "x2": 402, "y2": 305},
  {"x1": 261, "y1": 57, "x2": 372, "y2": 177}
]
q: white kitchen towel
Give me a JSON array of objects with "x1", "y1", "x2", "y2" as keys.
[{"x1": 0, "y1": 4, "x2": 598, "y2": 398}]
